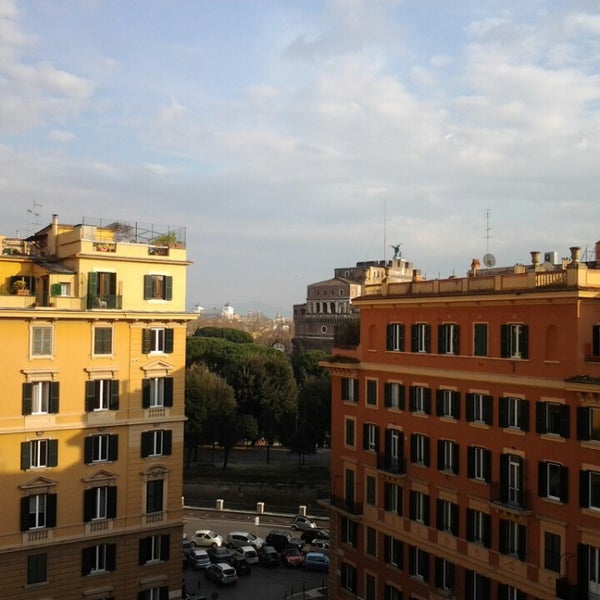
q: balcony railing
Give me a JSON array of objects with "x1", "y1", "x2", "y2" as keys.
[
  {"x1": 330, "y1": 494, "x2": 363, "y2": 515},
  {"x1": 377, "y1": 455, "x2": 407, "y2": 476},
  {"x1": 86, "y1": 294, "x2": 123, "y2": 309},
  {"x1": 490, "y1": 482, "x2": 531, "y2": 512}
]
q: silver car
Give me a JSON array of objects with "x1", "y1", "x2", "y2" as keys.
[{"x1": 226, "y1": 531, "x2": 265, "y2": 549}]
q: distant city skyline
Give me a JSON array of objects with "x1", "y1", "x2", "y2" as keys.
[{"x1": 2, "y1": 1, "x2": 600, "y2": 316}]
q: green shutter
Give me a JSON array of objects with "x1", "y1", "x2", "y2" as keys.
[
  {"x1": 141, "y1": 432, "x2": 152, "y2": 458},
  {"x1": 85, "y1": 381, "x2": 96, "y2": 412},
  {"x1": 50, "y1": 283, "x2": 62, "y2": 297},
  {"x1": 109, "y1": 380, "x2": 119, "y2": 411},
  {"x1": 49, "y1": 382, "x2": 59, "y2": 413},
  {"x1": 163, "y1": 430, "x2": 172, "y2": 455},
  {"x1": 22, "y1": 383, "x2": 33, "y2": 415},
  {"x1": 84, "y1": 437, "x2": 94, "y2": 464},
  {"x1": 143, "y1": 275, "x2": 153, "y2": 299},
  {"x1": 108, "y1": 435, "x2": 119, "y2": 461},
  {"x1": 163, "y1": 377, "x2": 174, "y2": 407},
  {"x1": 142, "y1": 329, "x2": 151, "y2": 354},
  {"x1": 142, "y1": 379, "x2": 151, "y2": 408},
  {"x1": 164, "y1": 276, "x2": 173, "y2": 300},
  {"x1": 87, "y1": 272, "x2": 98, "y2": 308},
  {"x1": 48, "y1": 439, "x2": 58, "y2": 467},
  {"x1": 21, "y1": 442, "x2": 31, "y2": 470},
  {"x1": 164, "y1": 328, "x2": 174, "y2": 353}
]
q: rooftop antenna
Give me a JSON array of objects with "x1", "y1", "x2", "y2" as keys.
[
  {"x1": 27, "y1": 201, "x2": 42, "y2": 234},
  {"x1": 483, "y1": 208, "x2": 496, "y2": 268},
  {"x1": 383, "y1": 198, "x2": 387, "y2": 262}
]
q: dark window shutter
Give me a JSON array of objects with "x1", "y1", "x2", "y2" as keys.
[
  {"x1": 22, "y1": 383, "x2": 33, "y2": 415},
  {"x1": 398, "y1": 384, "x2": 405, "y2": 410},
  {"x1": 424, "y1": 436, "x2": 430, "y2": 467},
  {"x1": 423, "y1": 495, "x2": 430, "y2": 526},
  {"x1": 106, "y1": 543, "x2": 116, "y2": 571},
  {"x1": 578, "y1": 544, "x2": 590, "y2": 599},
  {"x1": 142, "y1": 379, "x2": 151, "y2": 408},
  {"x1": 142, "y1": 329, "x2": 152, "y2": 354},
  {"x1": 499, "y1": 397, "x2": 508, "y2": 428},
  {"x1": 466, "y1": 508, "x2": 474, "y2": 541},
  {"x1": 20, "y1": 496, "x2": 30, "y2": 531},
  {"x1": 383, "y1": 535, "x2": 391, "y2": 562},
  {"x1": 484, "y1": 449, "x2": 491, "y2": 483},
  {"x1": 453, "y1": 443, "x2": 459, "y2": 475},
  {"x1": 438, "y1": 324, "x2": 446, "y2": 354},
  {"x1": 580, "y1": 470, "x2": 590, "y2": 507},
  {"x1": 107, "y1": 486, "x2": 117, "y2": 519},
  {"x1": 163, "y1": 430, "x2": 172, "y2": 456},
  {"x1": 362, "y1": 424, "x2": 369, "y2": 451},
  {"x1": 85, "y1": 381, "x2": 96, "y2": 412},
  {"x1": 139, "y1": 537, "x2": 150, "y2": 565},
  {"x1": 386, "y1": 325, "x2": 394, "y2": 351},
  {"x1": 46, "y1": 493, "x2": 57, "y2": 527},
  {"x1": 374, "y1": 426, "x2": 380, "y2": 452},
  {"x1": 384, "y1": 383, "x2": 391, "y2": 408},
  {"x1": 578, "y1": 407, "x2": 590, "y2": 440},
  {"x1": 143, "y1": 275, "x2": 153, "y2": 299},
  {"x1": 466, "y1": 393, "x2": 474, "y2": 422},
  {"x1": 141, "y1": 432, "x2": 152, "y2": 458},
  {"x1": 159, "y1": 586, "x2": 169, "y2": 600},
  {"x1": 437, "y1": 439, "x2": 444, "y2": 470},
  {"x1": 160, "y1": 534, "x2": 170, "y2": 560},
  {"x1": 451, "y1": 503, "x2": 459, "y2": 536},
  {"x1": 409, "y1": 386, "x2": 416, "y2": 411},
  {"x1": 398, "y1": 324, "x2": 405, "y2": 351},
  {"x1": 409, "y1": 491, "x2": 416, "y2": 520},
  {"x1": 163, "y1": 377, "x2": 174, "y2": 407},
  {"x1": 109, "y1": 380, "x2": 119, "y2": 411},
  {"x1": 82, "y1": 547, "x2": 94, "y2": 576},
  {"x1": 83, "y1": 488, "x2": 94, "y2": 522},
  {"x1": 164, "y1": 328, "x2": 174, "y2": 353},
  {"x1": 499, "y1": 454, "x2": 509, "y2": 504},
  {"x1": 397, "y1": 488, "x2": 403, "y2": 516},
  {"x1": 594, "y1": 325, "x2": 600, "y2": 356},
  {"x1": 560, "y1": 466, "x2": 569, "y2": 503},
  {"x1": 423, "y1": 551, "x2": 430, "y2": 582},
  {"x1": 425, "y1": 324, "x2": 431, "y2": 353},
  {"x1": 483, "y1": 395, "x2": 493, "y2": 425},
  {"x1": 500, "y1": 324, "x2": 510, "y2": 357},
  {"x1": 560, "y1": 405, "x2": 570, "y2": 438},
  {"x1": 499, "y1": 519, "x2": 508, "y2": 554},
  {"x1": 424, "y1": 387, "x2": 431, "y2": 415},
  {"x1": 410, "y1": 434, "x2": 416, "y2": 462},
  {"x1": 538, "y1": 461, "x2": 547, "y2": 497},
  {"x1": 520, "y1": 325, "x2": 529, "y2": 359},
  {"x1": 518, "y1": 524, "x2": 526, "y2": 561},
  {"x1": 384, "y1": 429, "x2": 392, "y2": 468},
  {"x1": 411, "y1": 324, "x2": 418, "y2": 352},
  {"x1": 436, "y1": 390, "x2": 444, "y2": 416},
  {"x1": 453, "y1": 325, "x2": 460, "y2": 355},
  {"x1": 164, "y1": 276, "x2": 173, "y2": 300},
  {"x1": 521, "y1": 399, "x2": 530, "y2": 431},
  {"x1": 435, "y1": 557, "x2": 443, "y2": 588},
  {"x1": 84, "y1": 437, "x2": 94, "y2": 463},
  {"x1": 48, "y1": 439, "x2": 58, "y2": 467},
  {"x1": 436, "y1": 499, "x2": 443, "y2": 531},
  {"x1": 453, "y1": 392, "x2": 461, "y2": 420},
  {"x1": 108, "y1": 435, "x2": 119, "y2": 461},
  {"x1": 87, "y1": 272, "x2": 98, "y2": 308},
  {"x1": 49, "y1": 382, "x2": 59, "y2": 413},
  {"x1": 498, "y1": 583, "x2": 508, "y2": 600},
  {"x1": 536, "y1": 402, "x2": 546, "y2": 434},
  {"x1": 21, "y1": 442, "x2": 30, "y2": 470},
  {"x1": 467, "y1": 446, "x2": 475, "y2": 479},
  {"x1": 353, "y1": 379, "x2": 359, "y2": 402}
]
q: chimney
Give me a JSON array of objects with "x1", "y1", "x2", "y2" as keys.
[
  {"x1": 531, "y1": 251, "x2": 540, "y2": 266},
  {"x1": 596, "y1": 241, "x2": 600, "y2": 264},
  {"x1": 570, "y1": 246, "x2": 581, "y2": 263}
]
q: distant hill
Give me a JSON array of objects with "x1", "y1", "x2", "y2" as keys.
[{"x1": 234, "y1": 300, "x2": 292, "y2": 319}]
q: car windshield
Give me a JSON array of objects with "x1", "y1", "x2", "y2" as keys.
[
  {"x1": 246, "y1": 533, "x2": 256, "y2": 540},
  {"x1": 287, "y1": 547, "x2": 300, "y2": 555}
]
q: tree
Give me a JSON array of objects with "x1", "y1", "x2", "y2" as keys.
[
  {"x1": 194, "y1": 326, "x2": 253, "y2": 344},
  {"x1": 297, "y1": 375, "x2": 331, "y2": 448}
]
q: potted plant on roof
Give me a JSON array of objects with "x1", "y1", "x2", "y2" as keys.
[{"x1": 12, "y1": 278, "x2": 28, "y2": 295}]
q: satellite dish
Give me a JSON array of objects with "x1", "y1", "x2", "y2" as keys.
[{"x1": 483, "y1": 253, "x2": 496, "y2": 268}]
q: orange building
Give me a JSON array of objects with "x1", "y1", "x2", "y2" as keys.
[{"x1": 322, "y1": 246, "x2": 600, "y2": 600}]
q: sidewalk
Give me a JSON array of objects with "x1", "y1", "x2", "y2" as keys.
[{"x1": 290, "y1": 587, "x2": 327, "y2": 599}]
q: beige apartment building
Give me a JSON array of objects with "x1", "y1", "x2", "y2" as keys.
[{"x1": 0, "y1": 215, "x2": 194, "y2": 600}]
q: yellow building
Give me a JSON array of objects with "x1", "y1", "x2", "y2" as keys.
[{"x1": 0, "y1": 215, "x2": 194, "y2": 600}]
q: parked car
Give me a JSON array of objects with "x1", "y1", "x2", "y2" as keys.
[
  {"x1": 266, "y1": 529, "x2": 304, "y2": 553},
  {"x1": 281, "y1": 545, "x2": 304, "y2": 567},
  {"x1": 183, "y1": 539, "x2": 195, "y2": 567},
  {"x1": 205, "y1": 562, "x2": 238, "y2": 585},
  {"x1": 300, "y1": 528, "x2": 330, "y2": 543},
  {"x1": 309, "y1": 540, "x2": 330, "y2": 554},
  {"x1": 229, "y1": 554, "x2": 251, "y2": 575},
  {"x1": 207, "y1": 546, "x2": 235, "y2": 564},
  {"x1": 290, "y1": 515, "x2": 317, "y2": 531},
  {"x1": 189, "y1": 548, "x2": 211, "y2": 570},
  {"x1": 303, "y1": 551, "x2": 329, "y2": 572},
  {"x1": 257, "y1": 544, "x2": 280, "y2": 567},
  {"x1": 235, "y1": 545, "x2": 259, "y2": 565},
  {"x1": 226, "y1": 531, "x2": 265, "y2": 550},
  {"x1": 191, "y1": 529, "x2": 223, "y2": 548}
]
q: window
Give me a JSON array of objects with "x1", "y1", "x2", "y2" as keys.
[
  {"x1": 438, "y1": 323, "x2": 459, "y2": 355},
  {"x1": 383, "y1": 535, "x2": 403, "y2": 568},
  {"x1": 500, "y1": 454, "x2": 524, "y2": 507},
  {"x1": 465, "y1": 570, "x2": 490, "y2": 600},
  {"x1": 341, "y1": 562, "x2": 357, "y2": 593},
  {"x1": 466, "y1": 508, "x2": 491, "y2": 548},
  {"x1": 83, "y1": 486, "x2": 117, "y2": 522},
  {"x1": 538, "y1": 461, "x2": 568, "y2": 502},
  {"x1": 436, "y1": 389, "x2": 460, "y2": 419},
  {"x1": 467, "y1": 446, "x2": 491, "y2": 483},
  {"x1": 85, "y1": 434, "x2": 118, "y2": 463},
  {"x1": 437, "y1": 439, "x2": 459, "y2": 474},
  {"x1": 341, "y1": 377, "x2": 358, "y2": 402},
  {"x1": 499, "y1": 397, "x2": 529, "y2": 431},
  {"x1": 139, "y1": 534, "x2": 170, "y2": 564},
  {"x1": 142, "y1": 377, "x2": 173, "y2": 408},
  {"x1": 409, "y1": 386, "x2": 431, "y2": 414},
  {"x1": 386, "y1": 323, "x2": 405, "y2": 351},
  {"x1": 27, "y1": 553, "x2": 47, "y2": 585},
  {"x1": 384, "y1": 483, "x2": 403, "y2": 515},
  {"x1": 344, "y1": 469, "x2": 356, "y2": 511},
  {"x1": 85, "y1": 380, "x2": 119, "y2": 411},
  {"x1": 88, "y1": 271, "x2": 118, "y2": 309},
  {"x1": 146, "y1": 479, "x2": 164, "y2": 514},
  {"x1": 500, "y1": 323, "x2": 529, "y2": 359},
  {"x1": 341, "y1": 516, "x2": 358, "y2": 546},
  {"x1": 51, "y1": 282, "x2": 70, "y2": 297},
  {"x1": 366, "y1": 379, "x2": 377, "y2": 406},
  {"x1": 580, "y1": 469, "x2": 600, "y2": 510},
  {"x1": 497, "y1": 584, "x2": 526, "y2": 600},
  {"x1": 365, "y1": 573, "x2": 376, "y2": 600},
  {"x1": 536, "y1": 402, "x2": 569, "y2": 437},
  {"x1": 143, "y1": 274, "x2": 173, "y2": 300},
  {"x1": 22, "y1": 381, "x2": 59, "y2": 415},
  {"x1": 138, "y1": 587, "x2": 169, "y2": 600},
  {"x1": 579, "y1": 544, "x2": 600, "y2": 600},
  {"x1": 366, "y1": 476, "x2": 376, "y2": 505},
  {"x1": 93, "y1": 326, "x2": 113, "y2": 355},
  {"x1": 383, "y1": 428, "x2": 404, "y2": 474},
  {"x1": 384, "y1": 584, "x2": 403, "y2": 600},
  {"x1": 384, "y1": 382, "x2": 405, "y2": 410},
  {"x1": 594, "y1": 325, "x2": 600, "y2": 357},
  {"x1": 410, "y1": 433, "x2": 430, "y2": 467},
  {"x1": 31, "y1": 326, "x2": 53, "y2": 356},
  {"x1": 499, "y1": 519, "x2": 526, "y2": 561},
  {"x1": 466, "y1": 393, "x2": 493, "y2": 425},
  {"x1": 411, "y1": 323, "x2": 431, "y2": 353},
  {"x1": 363, "y1": 423, "x2": 379, "y2": 452},
  {"x1": 82, "y1": 544, "x2": 116, "y2": 575},
  {"x1": 544, "y1": 532, "x2": 561, "y2": 572},
  {"x1": 21, "y1": 493, "x2": 57, "y2": 530},
  {"x1": 473, "y1": 323, "x2": 488, "y2": 356},
  {"x1": 436, "y1": 499, "x2": 459, "y2": 536},
  {"x1": 435, "y1": 557, "x2": 455, "y2": 593},
  {"x1": 577, "y1": 406, "x2": 600, "y2": 441},
  {"x1": 345, "y1": 418, "x2": 355, "y2": 447},
  {"x1": 409, "y1": 490, "x2": 430, "y2": 525},
  {"x1": 409, "y1": 546, "x2": 429, "y2": 581},
  {"x1": 142, "y1": 328, "x2": 174, "y2": 353},
  {"x1": 21, "y1": 439, "x2": 58, "y2": 470},
  {"x1": 141, "y1": 430, "x2": 172, "y2": 458},
  {"x1": 366, "y1": 527, "x2": 377, "y2": 556}
]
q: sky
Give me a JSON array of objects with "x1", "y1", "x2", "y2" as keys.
[{"x1": 2, "y1": 0, "x2": 600, "y2": 317}]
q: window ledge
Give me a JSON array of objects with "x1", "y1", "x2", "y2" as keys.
[
  {"x1": 540, "y1": 434, "x2": 566, "y2": 443},
  {"x1": 501, "y1": 427, "x2": 525, "y2": 436}
]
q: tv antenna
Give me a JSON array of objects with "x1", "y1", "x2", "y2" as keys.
[
  {"x1": 27, "y1": 201, "x2": 42, "y2": 233},
  {"x1": 482, "y1": 209, "x2": 496, "y2": 268}
]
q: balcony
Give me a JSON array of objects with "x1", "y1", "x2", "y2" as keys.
[
  {"x1": 490, "y1": 483, "x2": 532, "y2": 515},
  {"x1": 330, "y1": 494, "x2": 363, "y2": 515},
  {"x1": 86, "y1": 294, "x2": 123, "y2": 310},
  {"x1": 377, "y1": 455, "x2": 407, "y2": 476}
]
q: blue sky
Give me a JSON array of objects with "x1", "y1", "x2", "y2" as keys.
[{"x1": 2, "y1": 0, "x2": 600, "y2": 316}]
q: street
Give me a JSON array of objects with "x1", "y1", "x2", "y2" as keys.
[{"x1": 182, "y1": 510, "x2": 329, "y2": 600}]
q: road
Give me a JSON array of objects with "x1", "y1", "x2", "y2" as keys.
[{"x1": 182, "y1": 509, "x2": 329, "y2": 600}]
